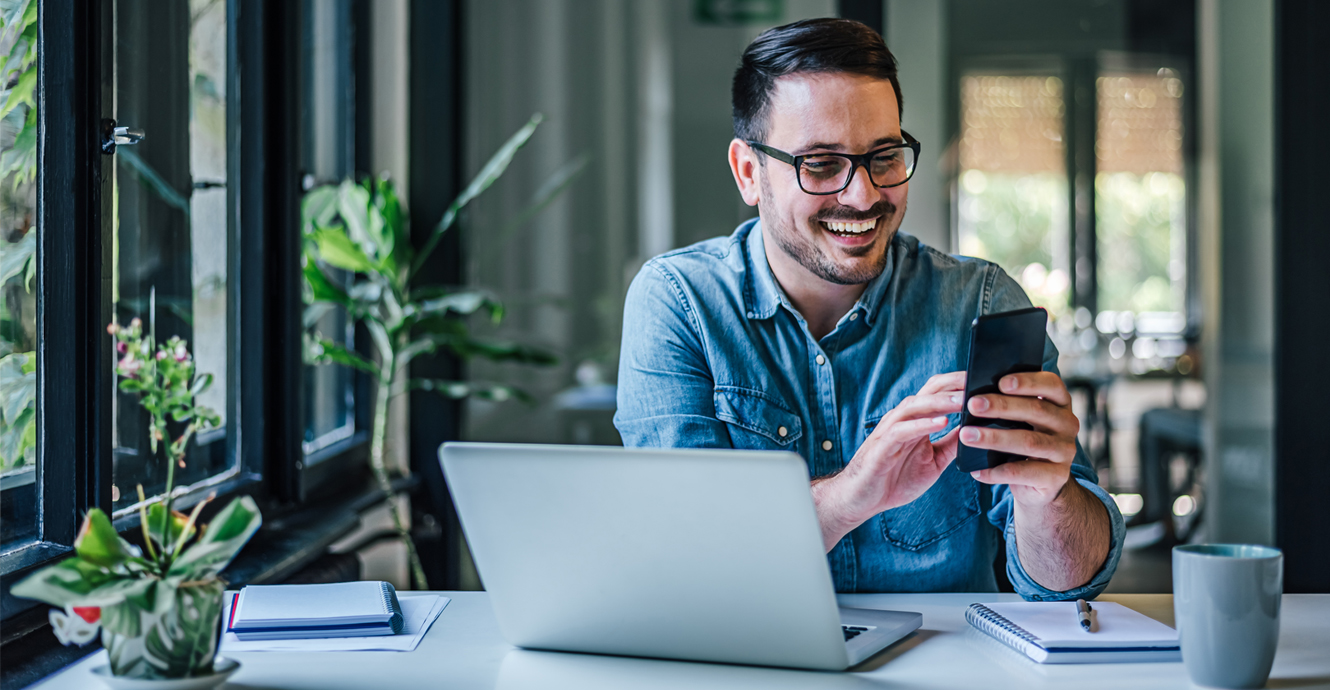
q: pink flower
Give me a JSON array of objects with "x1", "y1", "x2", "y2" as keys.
[
  {"x1": 116, "y1": 341, "x2": 128, "y2": 354},
  {"x1": 173, "y1": 343, "x2": 189, "y2": 362},
  {"x1": 156, "y1": 350, "x2": 167, "y2": 361},
  {"x1": 119, "y1": 354, "x2": 141, "y2": 377}
]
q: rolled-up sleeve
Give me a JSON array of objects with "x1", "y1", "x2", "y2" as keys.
[
  {"x1": 988, "y1": 450, "x2": 1126, "y2": 601},
  {"x1": 614, "y1": 261, "x2": 732, "y2": 449}
]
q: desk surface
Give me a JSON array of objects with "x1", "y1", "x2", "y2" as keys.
[{"x1": 33, "y1": 593, "x2": 1330, "y2": 690}]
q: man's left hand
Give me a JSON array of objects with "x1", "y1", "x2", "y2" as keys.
[{"x1": 960, "y1": 371, "x2": 1080, "y2": 507}]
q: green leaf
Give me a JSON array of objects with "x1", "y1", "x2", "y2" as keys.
[
  {"x1": 10, "y1": 556, "x2": 120, "y2": 608},
  {"x1": 412, "y1": 113, "x2": 544, "y2": 275},
  {"x1": 409, "y1": 379, "x2": 531, "y2": 403},
  {"x1": 311, "y1": 225, "x2": 376, "y2": 273},
  {"x1": 453, "y1": 338, "x2": 559, "y2": 365},
  {"x1": 480, "y1": 151, "x2": 591, "y2": 266},
  {"x1": 300, "y1": 185, "x2": 340, "y2": 233},
  {"x1": 0, "y1": 64, "x2": 34, "y2": 120},
  {"x1": 168, "y1": 495, "x2": 262, "y2": 579},
  {"x1": 303, "y1": 260, "x2": 352, "y2": 308},
  {"x1": 0, "y1": 229, "x2": 33, "y2": 287},
  {"x1": 375, "y1": 176, "x2": 410, "y2": 270},
  {"x1": 189, "y1": 372, "x2": 213, "y2": 397},
  {"x1": 337, "y1": 180, "x2": 374, "y2": 248},
  {"x1": 145, "y1": 503, "x2": 196, "y2": 553},
  {"x1": 75, "y1": 508, "x2": 135, "y2": 568},
  {"x1": 0, "y1": 111, "x2": 35, "y2": 188},
  {"x1": 409, "y1": 291, "x2": 504, "y2": 323},
  {"x1": 305, "y1": 336, "x2": 379, "y2": 377}
]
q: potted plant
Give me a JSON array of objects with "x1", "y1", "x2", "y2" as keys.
[
  {"x1": 302, "y1": 113, "x2": 571, "y2": 588},
  {"x1": 12, "y1": 317, "x2": 261, "y2": 684}
]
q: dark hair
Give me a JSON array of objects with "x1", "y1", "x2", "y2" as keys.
[{"x1": 732, "y1": 18, "x2": 903, "y2": 142}]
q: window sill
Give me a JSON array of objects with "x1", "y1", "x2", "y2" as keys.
[{"x1": 0, "y1": 475, "x2": 418, "y2": 690}]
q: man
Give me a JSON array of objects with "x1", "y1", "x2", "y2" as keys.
[{"x1": 615, "y1": 18, "x2": 1123, "y2": 598}]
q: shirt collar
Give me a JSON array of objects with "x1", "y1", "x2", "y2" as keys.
[{"x1": 743, "y1": 218, "x2": 896, "y2": 326}]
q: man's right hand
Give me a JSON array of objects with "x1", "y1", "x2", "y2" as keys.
[{"x1": 810, "y1": 371, "x2": 966, "y2": 551}]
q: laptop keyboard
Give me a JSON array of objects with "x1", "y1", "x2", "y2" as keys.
[{"x1": 842, "y1": 625, "x2": 871, "y2": 641}]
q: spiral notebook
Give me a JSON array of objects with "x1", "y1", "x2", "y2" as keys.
[
  {"x1": 965, "y1": 601, "x2": 1180, "y2": 664},
  {"x1": 228, "y1": 581, "x2": 406, "y2": 641}
]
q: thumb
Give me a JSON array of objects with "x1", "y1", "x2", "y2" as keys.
[{"x1": 931, "y1": 426, "x2": 961, "y2": 466}]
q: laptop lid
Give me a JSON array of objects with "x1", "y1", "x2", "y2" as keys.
[{"x1": 440, "y1": 442, "x2": 851, "y2": 670}]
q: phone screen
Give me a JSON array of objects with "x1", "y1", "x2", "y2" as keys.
[{"x1": 955, "y1": 307, "x2": 1048, "y2": 473}]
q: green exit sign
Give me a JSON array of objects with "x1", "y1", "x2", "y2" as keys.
[{"x1": 693, "y1": 0, "x2": 784, "y2": 25}]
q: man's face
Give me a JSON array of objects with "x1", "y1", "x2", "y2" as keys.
[{"x1": 752, "y1": 73, "x2": 908, "y2": 286}]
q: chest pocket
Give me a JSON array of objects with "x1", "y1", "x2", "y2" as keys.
[
  {"x1": 714, "y1": 386, "x2": 802, "y2": 450},
  {"x1": 864, "y1": 417, "x2": 981, "y2": 551}
]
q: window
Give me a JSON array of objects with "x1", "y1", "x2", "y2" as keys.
[
  {"x1": 957, "y1": 71, "x2": 1071, "y2": 320},
  {"x1": 0, "y1": 0, "x2": 39, "y2": 550},
  {"x1": 1094, "y1": 68, "x2": 1189, "y2": 365},
  {"x1": 109, "y1": 0, "x2": 237, "y2": 513},
  {"x1": 301, "y1": 0, "x2": 358, "y2": 460},
  {"x1": 955, "y1": 57, "x2": 1193, "y2": 374}
]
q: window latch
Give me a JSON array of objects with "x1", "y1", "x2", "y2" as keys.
[{"x1": 100, "y1": 118, "x2": 145, "y2": 154}]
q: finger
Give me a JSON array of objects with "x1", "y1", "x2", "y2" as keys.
[
  {"x1": 918, "y1": 371, "x2": 967, "y2": 395},
  {"x1": 958, "y1": 425, "x2": 1073, "y2": 464},
  {"x1": 880, "y1": 415, "x2": 951, "y2": 453},
  {"x1": 998, "y1": 371, "x2": 1072, "y2": 407},
  {"x1": 970, "y1": 459, "x2": 1069, "y2": 493},
  {"x1": 931, "y1": 426, "x2": 961, "y2": 465},
  {"x1": 967, "y1": 394, "x2": 1079, "y2": 437},
  {"x1": 876, "y1": 392, "x2": 963, "y2": 429}
]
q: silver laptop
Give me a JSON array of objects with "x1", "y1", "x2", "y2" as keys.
[{"x1": 439, "y1": 442, "x2": 922, "y2": 671}]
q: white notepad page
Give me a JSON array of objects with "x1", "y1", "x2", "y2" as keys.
[{"x1": 982, "y1": 601, "x2": 1178, "y2": 649}]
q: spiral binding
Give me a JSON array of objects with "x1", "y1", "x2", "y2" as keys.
[
  {"x1": 379, "y1": 582, "x2": 406, "y2": 634},
  {"x1": 966, "y1": 603, "x2": 1041, "y2": 655}
]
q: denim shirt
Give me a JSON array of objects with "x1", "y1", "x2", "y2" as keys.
[{"x1": 615, "y1": 218, "x2": 1124, "y2": 599}]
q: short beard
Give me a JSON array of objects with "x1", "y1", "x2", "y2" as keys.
[{"x1": 757, "y1": 169, "x2": 898, "y2": 286}]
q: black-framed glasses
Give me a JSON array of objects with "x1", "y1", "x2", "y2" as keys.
[{"x1": 746, "y1": 131, "x2": 921, "y2": 195}]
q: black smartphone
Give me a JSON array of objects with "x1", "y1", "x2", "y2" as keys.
[{"x1": 955, "y1": 306, "x2": 1049, "y2": 473}]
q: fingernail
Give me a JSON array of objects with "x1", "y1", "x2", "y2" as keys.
[
  {"x1": 970, "y1": 396, "x2": 989, "y2": 412},
  {"x1": 961, "y1": 427, "x2": 979, "y2": 442},
  {"x1": 933, "y1": 416, "x2": 947, "y2": 425},
  {"x1": 1000, "y1": 377, "x2": 1016, "y2": 392},
  {"x1": 950, "y1": 394, "x2": 961, "y2": 404},
  {"x1": 970, "y1": 471, "x2": 981, "y2": 479}
]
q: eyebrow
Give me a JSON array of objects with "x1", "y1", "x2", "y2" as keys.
[{"x1": 796, "y1": 135, "x2": 904, "y2": 155}]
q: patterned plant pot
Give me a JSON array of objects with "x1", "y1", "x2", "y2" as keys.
[{"x1": 101, "y1": 579, "x2": 226, "y2": 679}]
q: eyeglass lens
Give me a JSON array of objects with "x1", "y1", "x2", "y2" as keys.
[{"x1": 798, "y1": 147, "x2": 917, "y2": 193}]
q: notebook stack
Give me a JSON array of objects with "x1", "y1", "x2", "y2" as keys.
[{"x1": 227, "y1": 581, "x2": 406, "y2": 641}]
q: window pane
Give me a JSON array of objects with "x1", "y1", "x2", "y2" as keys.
[
  {"x1": 957, "y1": 74, "x2": 1071, "y2": 320},
  {"x1": 1095, "y1": 72, "x2": 1186, "y2": 322},
  {"x1": 110, "y1": 0, "x2": 236, "y2": 512},
  {"x1": 302, "y1": 0, "x2": 356, "y2": 459},
  {"x1": 0, "y1": 3, "x2": 38, "y2": 548}
]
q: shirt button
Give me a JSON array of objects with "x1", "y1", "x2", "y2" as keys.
[
  {"x1": 849, "y1": 313, "x2": 859, "y2": 321},
  {"x1": 777, "y1": 426, "x2": 788, "y2": 438},
  {"x1": 822, "y1": 440, "x2": 833, "y2": 451},
  {"x1": 816, "y1": 354, "x2": 826, "y2": 365}
]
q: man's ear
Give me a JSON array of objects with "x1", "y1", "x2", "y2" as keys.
[{"x1": 728, "y1": 139, "x2": 761, "y2": 207}]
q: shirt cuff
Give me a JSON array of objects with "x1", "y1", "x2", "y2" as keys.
[{"x1": 1005, "y1": 476, "x2": 1126, "y2": 601}]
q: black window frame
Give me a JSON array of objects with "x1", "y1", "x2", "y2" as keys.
[{"x1": 0, "y1": 0, "x2": 388, "y2": 625}]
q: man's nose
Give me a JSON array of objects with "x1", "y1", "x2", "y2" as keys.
[{"x1": 836, "y1": 164, "x2": 880, "y2": 210}]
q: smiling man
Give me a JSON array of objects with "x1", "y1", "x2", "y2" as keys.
[{"x1": 615, "y1": 18, "x2": 1123, "y2": 598}]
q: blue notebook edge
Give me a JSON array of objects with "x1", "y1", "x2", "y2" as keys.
[{"x1": 227, "y1": 582, "x2": 407, "y2": 639}]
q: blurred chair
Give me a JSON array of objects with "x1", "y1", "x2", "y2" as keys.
[{"x1": 1136, "y1": 407, "x2": 1202, "y2": 534}]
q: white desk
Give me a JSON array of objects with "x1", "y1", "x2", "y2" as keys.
[{"x1": 33, "y1": 593, "x2": 1330, "y2": 690}]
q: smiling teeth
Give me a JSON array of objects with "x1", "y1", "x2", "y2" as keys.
[{"x1": 825, "y1": 220, "x2": 876, "y2": 234}]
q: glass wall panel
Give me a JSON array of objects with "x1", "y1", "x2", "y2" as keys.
[
  {"x1": 110, "y1": 0, "x2": 236, "y2": 512},
  {"x1": 957, "y1": 73, "x2": 1071, "y2": 320},
  {"x1": 0, "y1": 0, "x2": 38, "y2": 548},
  {"x1": 1095, "y1": 71, "x2": 1186, "y2": 325}
]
